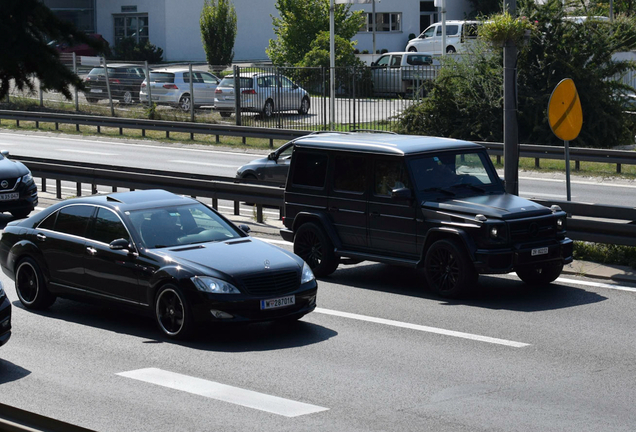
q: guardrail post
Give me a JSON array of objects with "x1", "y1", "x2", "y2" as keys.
[
  {"x1": 92, "y1": 184, "x2": 97, "y2": 194},
  {"x1": 269, "y1": 138, "x2": 273, "y2": 149},
  {"x1": 535, "y1": 157, "x2": 540, "y2": 168},
  {"x1": 256, "y1": 204, "x2": 264, "y2": 223},
  {"x1": 55, "y1": 122, "x2": 59, "y2": 130},
  {"x1": 76, "y1": 183, "x2": 82, "y2": 196},
  {"x1": 212, "y1": 198, "x2": 218, "y2": 210},
  {"x1": 234, "y1": 201, "x2": 240, "y2": 215},
  {"x1": 575, "y1": 160, "x2": 580, "y2": 171},
  {"x1": 56, "y1": 179, "x2": 61, "y2": 199},
  {"x1": 617, "y1": 163, "x2": 622, "y2": 173},
  {"x1": 112, "y1": 186, "x2": 117, "y2": 192},
  {"x1": 41, "y1": 178, "x2": 46, "y2": 192}
]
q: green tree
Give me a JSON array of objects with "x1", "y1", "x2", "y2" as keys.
[
  {"x1": 111, "y1": 37, "x2": 163, "y2": 63},
  {"x1": 267, "y1": 0, "x2": 365, "y2": 66},
  {"x1": 200, "y1": 0, "x2": 238, "y2": 68},
  {"x1": 0, "y1": 0, "x2": 106, "y2": 100},
  {"x1": 467, "y1": 0, "x2": 502, "y2": 18}
]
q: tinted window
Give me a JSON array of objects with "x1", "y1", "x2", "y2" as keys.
[
  {"x1": 374, "y1": 159, "x2": 410, "y2": 196},
  {"x1": 333, "y1": 155, "x2": 366, "y2": 193},
  {"x1": 218, "y1": 77, "x2": 253, "y2": 88},
  {"x1": 390, "y1": 55, "x2": 402, "y2": 68},
  {"x1": 409, "y1": 152, "x2": 500, "y2": 192},
  {"x1": 55, "y1": 205, "x2": 94, "y2": 237},
  {"x1": 88, "y1": 208, "x2": 129, "y2": 244},
  {"x1": 149, "y1": 72, "x2": 175, "y2": 83},
  {"x1": 37, "y1": 212, "x2": 57, "y2": 230},
  {"x1": 257, "y1": 76, "x2": 276, "y2": 87},
  {"x1": 446, "y1": 25, "x2": 459, "y2": 36},
  {"x1": 406, "y1": 54, "x2": 432, "y2": 65},
  {"x1": 292, "y1": 152, "x2": 328, "y2": 188}
]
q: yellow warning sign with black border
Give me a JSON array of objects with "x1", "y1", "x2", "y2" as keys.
[{"x1": 548, "y1": 78, "x2": 583, "y2": 141}]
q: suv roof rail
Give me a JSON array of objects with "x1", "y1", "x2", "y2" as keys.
[{"x1": 349, "y1": 129, "x2": 397, "y2": 134}]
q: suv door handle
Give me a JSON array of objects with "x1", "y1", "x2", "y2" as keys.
[
  {"x1": 328, "y1": 206, "x2": 338, "y2": 212},
  {"x1": 86, "y1": 247, "x2": 97, "y2": 256},
  {"x1": 36, "y1": 233, "x2": 46, "y2": 241},
  {"x1": 370, "y1": 212, "x2": 380, "y2": 217}
]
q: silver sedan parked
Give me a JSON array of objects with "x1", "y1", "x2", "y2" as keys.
[
  {"x1": 139, "y1": 68, "x2": 220, "y2": 111},
  {"x1": 213, "y1": 72, "x2": 310, "y2": 118}
]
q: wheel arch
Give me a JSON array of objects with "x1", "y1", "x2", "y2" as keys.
[
  {"x1": 291, "y1": 212, "x2": 342, "y2": 250},
  {"x1": 148, "y1": 266, "x2": 188, "y2": 308},
  {"x1": 9, "y1": 241, "x2": 49, "y2": 283},
  {"x1": 421, "y1": 227, "x2": 477, "y2": 264}
]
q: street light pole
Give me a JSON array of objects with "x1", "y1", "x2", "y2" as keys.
[{"x1": 503, "y1": 0, "x2": 519, "y2": 195}]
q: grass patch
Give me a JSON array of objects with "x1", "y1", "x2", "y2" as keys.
[{"x1": 573, "y1": 241, "x2": 636, "y2": 269}]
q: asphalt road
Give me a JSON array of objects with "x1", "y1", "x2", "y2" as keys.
[{"x1": 0, "y1": 129, "x2": 634, "y2": 206}]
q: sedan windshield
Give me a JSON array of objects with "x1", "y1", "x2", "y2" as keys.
[
  {"x1": 128, "y1": 203, "x2": 243, "y2": 248},
  {"x1": 409, "y1": 151, "x2": 503, "y2": 196}
]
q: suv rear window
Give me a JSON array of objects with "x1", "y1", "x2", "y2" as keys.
[
  {"x1": 149, "y1": 72, "x2": 175, "y2": 83},
  {"x1": 292, "y1": 152, "x2": 328, "y2": 188},
  {"x1": 218, "y1": 77, "x2": 254, "y2": 89}
]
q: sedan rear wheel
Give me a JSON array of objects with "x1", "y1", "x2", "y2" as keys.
[
  {"x1": 15, "y1": 257, "x2": 56, "y2": 310},
  {"x1": 155, "y1": 284, "x2": 193, "y2": 339}
]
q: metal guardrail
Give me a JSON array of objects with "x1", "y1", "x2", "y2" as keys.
[
  {"x1": 10, "y1": 155, "x2": 636, "y2": 246},
  {"x1": 0, "y1": 402, "x2": 96, "y2": 432}
]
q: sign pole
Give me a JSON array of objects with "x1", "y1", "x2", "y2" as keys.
[{"x1": 565, "y1": 140, "x2": 571, "y2": 201}]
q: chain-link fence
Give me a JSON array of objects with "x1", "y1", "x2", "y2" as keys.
[{"x1": 5, "y1": 55, "x2": 442, "y2": 131}]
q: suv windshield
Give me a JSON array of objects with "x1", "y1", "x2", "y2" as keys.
[{"x1": 409, "y1": 151, "x2": 503, "y2": 196}]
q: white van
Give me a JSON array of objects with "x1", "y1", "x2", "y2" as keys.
[{"x1": 405, "y1": 20, "x2": 480, "y2": 55}]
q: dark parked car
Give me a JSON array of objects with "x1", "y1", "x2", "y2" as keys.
[
  {"x1": 0, "y1": 281, "x2": 11, "y2": 347},
  {"x1": 48, "y1": 34, "x2": 110, "y2": 57},
  {"x1": 280, "y1": 133, "x2": 573, "y2": 297},
  {"x1": 0, "y1": 150, "x2": 38, "y2": 219},
  {"x1": 83, "y1": 64, "x2": 147, "y2": 104},
  {"x1": 0, "y1": 190, "x2": 317, "y2": 339}
]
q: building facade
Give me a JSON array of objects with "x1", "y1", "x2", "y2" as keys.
[{"x1": 44, "y1": 0, "x2": 473, "y2": 62}]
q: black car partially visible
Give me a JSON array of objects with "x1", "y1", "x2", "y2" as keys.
[
  {"x1": 83, "y1": 64, "x2": 147, "y2": 104},
  {"x1": 0, "y1": 189, "x2": 317, "y2": 339},
  {"x1": 0, "y1": 281, "x2": 11, "y2": 347},
  {"x1": 0, "y1": 150, "x2": 38, "y2": 219}
]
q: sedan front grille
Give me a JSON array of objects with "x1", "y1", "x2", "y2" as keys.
[{"x1": 240, "y1": 270, "x2": 300, "y2": 296}]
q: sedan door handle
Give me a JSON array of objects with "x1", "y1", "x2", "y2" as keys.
[
  {"x1": 86, "y1": 247, "x2": 97, "y2": 256},
  {"x1": 36, "y1": 233, "x2": 46, "y2": 241}
]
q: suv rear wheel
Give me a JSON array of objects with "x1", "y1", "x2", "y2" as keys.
[
  {"x1": 424, "y1": 239, "x2": 477, "y2": 298},
  {"x1": 293, "y1": 222, "x2": 339, "y2": 277},
  {"x1": 516, "y1": 263, "x2": 563, "y2": 285}
]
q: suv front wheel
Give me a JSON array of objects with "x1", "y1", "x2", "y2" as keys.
[
  {"x1": 424, "y1": 239, "x2": 477, "y2": 298},
  {"x1": 293, "y1": 222, "x2": 339, "y2": 277}
]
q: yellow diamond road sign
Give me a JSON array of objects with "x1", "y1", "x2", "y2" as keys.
[{"x1": 548, "y1": 78, "x2": 583, "y2": 141}]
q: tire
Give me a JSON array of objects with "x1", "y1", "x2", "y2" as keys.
[
  {"x1": 154, "y1": 284, "x2": 194, "y2": 339},
  {"x1": 220, "y1": 112, "x2": 232, "y2": 118},
  {"x1": 10, "y1": 210, "x2": 31, "y2": 219},
  {"x1": 446, "y1": 46, "x2": 457, "y2": 54},
  {"x1": 424, "y1": 239, "x2": 477, "y2": 298},
  {"x1": 15, "y1": 257, "x2": 56, "y2": 310},
  {"x1": 408, "y1": 47, "x2": 417, "y2": 52},
  {"x1": 122, "y1": 90, "x2": 133, "y2": 105},
  {"x1": 179, "y1": 94, "x2": 192, "y2": 112},
  {"x1": 516, "y1": 263, "x2": 563, "y2": 286},
  {"x1": 262, "y1": 100, "x2": 274, "y2": 118},
  {"x1": 298, "y1": 97, "x2": 310, "y2": 115},
  {"x1": 293, "y1": 223, "x2": 339, "y2": 277}
]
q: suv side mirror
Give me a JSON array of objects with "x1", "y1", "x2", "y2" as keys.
[{"x1": 391, "y1": 187, "x2": 413, "y2": 201}]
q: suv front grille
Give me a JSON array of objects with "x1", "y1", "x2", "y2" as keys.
[
  {"x1": 508, "y1": 216, "x2": 556, "y2": 243},
  {"x1": 240, "y1": 270, "x2": 300, "y2": 296},
  {"x1": 0, "y1": 178, "x2": 18, "y2": 191}
]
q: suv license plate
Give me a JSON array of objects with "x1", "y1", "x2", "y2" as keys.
[
  {"x1": 261, "y1": 295, "x2": 295, "y2": 310},
  {"x1": 531, "y1": 247, "x2": 548, "y2": 256},
  {"x1": 0, "y1": 193, "x2": 19, "y2": 201}
]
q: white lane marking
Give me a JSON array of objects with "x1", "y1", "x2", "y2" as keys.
[
  {"x1": 556, "y1": 277, "x2": 636, "y2": 293},
  {"x1": 55, "y1": 149, "x2": 118, "y2": 156},
  {"x1": 172, "y1": 159, "x2": 238, "y2": 168},
  {"x1": 314, "y1": 308, "x2": 529, "y2": 348},
  {"x1": 519, "y1": 176, "x2": 636, "y2": 189},
  {"x1": 117, "y1": 368, "x2": 328, "y2": 417}
]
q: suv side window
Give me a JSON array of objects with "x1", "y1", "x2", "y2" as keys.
[
  {"x1": 390, "y1": 55, "x2": 402, "y2": 68},
  {"x1": 291, "y1": 151, "x2": 328, "y2": 188},
  {"x1": 87, "y1": 208, "x2": 130, "y2": 244},
  {"x1": 446, "y1": 25, "x2": 459, "y2": 36},
  {"x1": 55, "y1": 205, "x2": 95, "y2": 237},
  {"x1": 374, "y1": 158, "x2": 410, "y2": 196},
  {"x1": 375, "y1": 55, "x2": 390, "y2": 67},
  {"x1": 333, "y1": 155, "x2": 366, "y2": 193},
  {"x1": 422, "y1": 26, "x2": 435, "y2": 38}
]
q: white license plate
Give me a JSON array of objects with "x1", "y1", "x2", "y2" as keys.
[
  {"x1": 531, "y1": 247, "x2": 549, "y2": 256},
  {"x1": 90, "y1": 89, "x2": 103, "y2": 93},
  {"x1": 0, "y1": 193, "x2": 19, "y2": 201},
  {"x1": 260, "y1": 295, "x2": 295, "y2": 310}
]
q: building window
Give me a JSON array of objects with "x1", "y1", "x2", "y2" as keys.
[
  {"x1": 113, "y1": 14, "x2": 149, "y2": 44},
  {"x1": 360, "y1": 12, "x2": 402, "y2": 32}
]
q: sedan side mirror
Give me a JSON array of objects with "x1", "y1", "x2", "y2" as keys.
[
  {"x1": 267, "y1": 151, "x2": 277, "y2": 160},
  {"x1": 1, "y1": 150, "x2": 9, "y2": 157},
  {"x1": 110, "y1": 238, "x2": 132, "y2": 251},
  {"x1": 238, "y1": 224, "x2": 251, "y2": 234}
]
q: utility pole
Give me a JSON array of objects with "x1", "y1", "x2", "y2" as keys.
[{"x1": 503, "y1": 0, "x2": 519, "y2": 195}]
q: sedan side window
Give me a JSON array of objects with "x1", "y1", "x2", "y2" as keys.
[
  {"x1": 88, "y1": 208, "x2": 130, "y2": 245},
  {"x1": 55, "y1": 205, "x2": 95, "y2": 238},
  {"x1": 200, "y1": 72, "x2": 218, "y2": 84}
]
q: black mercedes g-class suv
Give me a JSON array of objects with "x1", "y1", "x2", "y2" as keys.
[{"x1": 280, "y1": 133, "x2": 573, "y2": 297}]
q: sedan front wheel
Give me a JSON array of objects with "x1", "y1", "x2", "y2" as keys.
[
  {"x1": 155, "y1": 284, "x2": 193, "y2": 339},
  {"x1": 15, "y1": 257, "x2": 56, "y2": 310}
]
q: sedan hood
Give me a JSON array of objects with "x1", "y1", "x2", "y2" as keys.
[
  {"x1": 0, "y1": 158, "x2": 28, "y2": 178},
  {"x1": 423, "y1": 193, "x2": 552, "y2": 220},
  {"x1": 154, "y1": 237, "x2": 301, "y2": 277}
]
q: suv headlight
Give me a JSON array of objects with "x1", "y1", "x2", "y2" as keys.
[
  {"x1": 556, "y1": 217, "x2": 565, "y2": 230},
  {"x1": 0, "y1": 281, "x2": 4, "y2": 299},
  {"x1": 301, "y1": 262, "x2": 315, "y2": 284},
  {"x1": 22, "y1": 172, "x2": 33, "y2": 183},
  {"x1": 191, "y1": 276, "x2": 240, "y2": 294}
]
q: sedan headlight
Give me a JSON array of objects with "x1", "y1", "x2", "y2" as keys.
[
  {"x1": 191, "y1": 276, "x2": 240, "y2": 294},
  {"x1": 22, "y1": 172, "x2": 33, "y2": 183},
  {"x1": 301, "y1": 262, "x2": 315, "y2": 284}
]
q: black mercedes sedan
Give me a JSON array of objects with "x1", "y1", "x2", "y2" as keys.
[
  {"x1": 0, "y1": 281, "x2": 11, "y2": 347},
  {"x1": 0, "y1": 150, "x2": 38, "y2": 219},
  {"x1": 0, "y1": 190, "x2": 317, "y2": 339}
]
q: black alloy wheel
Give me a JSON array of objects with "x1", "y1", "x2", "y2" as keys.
[
  {"x1": 516, "y1": 263, "x2": 563, "y2": 285},
  {"x1": 155, "y1": 284, "x2": 193, "y2": 339},
  {"x1": 446, "y1": 46, "x2": 457, "y2": 54},
  {"x1": 293, "y1": 223, "x2": 339, "y2": 277},
  {"x1": 424, "y1": 239, "x2": 477, "y2": 298},
  {"x1": 15, "y1": 257, "x2": 56, "y2": 310},
  {"x1": 408, "y1": 47, "x2": 417, "y2": 52}
]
